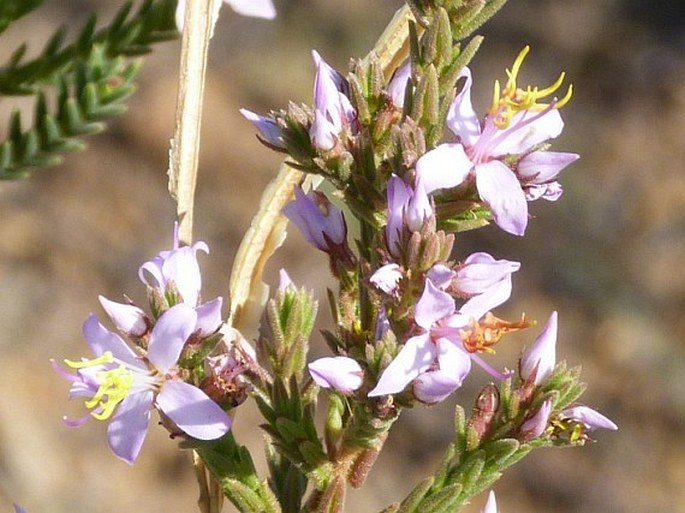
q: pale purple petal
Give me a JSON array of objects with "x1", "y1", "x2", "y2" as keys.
[
  {"x1": 459, "y1": 276, "x2": 512, "y2": 322},
  {"x1": 475, "y1": 161, "x2": 528, "y2": 236},
  {"x1": 454, "y1": 253, "x2": 520, "y2": 295},
  {"x1": 98, "y1": 296, "x2": 148, "y2": 337},
  {"x1": 560, "y1": 406, "x2": 618, "y2": 431},
  {"x1": 225, "y1": 0, "x2": 276, "y2": 19},
  {"x1": 446, "y1": 67, "x2": 482, "y2": 146},
  {"x1": 370, "y1": 263, "x2": 403, "y2": 295},
  {"x1": 309, "y1": 112, "x2": 338, "y2": 150},
  {"x1": 138, "y1": 258, "x2": 165, "y2": 289},
  {"x1": 386, "y1": 175, "x2": 412, "y2": 255},
  {"x1": 195, "y1": 297, "x2": 223, "y2": 336},
  {"x1": 282, "y1": 187, "x2": 346, "y2": 250},
  {"x1": 312, "y1": 50, "x2": 348, "y2": 94},
  {"x1": 107, "y1": 390, "x2": 153, "y2": 464},
  {"x1": 521, "y1": 398, "x2": 552, "y2": 440},
  {"x1": 82, "y1": 314, "x2": 140, "y2": 368},
  {"x1": 520, "y1": 311, "x2": 557, "y2": 385},
  {"x1": 283, "y1": 187, "x2": 327, "y2": 249},
  {"x1": 481, "y1": 491, "x2": 498, "y2": 513},
  {"x1": 147, "y1": 303, "x2": 197, "y2": 373},
  {"x1": 414, "y1": 279, "x2": 455, "y2": 330},
  {"x1": 368, "y1": 334, "x2": 436, "y2": 396},
  {"x1": 413, "y1": 338, "x2": 471, "y2": 403},
  {"x1": 517, "y1": 151, "x2": 579, "y2": 183},
  {"x1": 388, "y1": 61, "x2": 411, "y2": 108},
  {"x1": 278, "y1": 268, "x2": 294, "y2": 292},
  {"x1": 156, "y1": 381, "x2": 232, "y2": 440},
  {"x1": 308, "y1": 356, "x2": 364, "y2": 393},
  {"x1": 239, "y1": 109, "x2": 285, "y2": 148},
  {"x1": 416, "y1": 143, "x2": 472, "y2": 195},
  {"x1": 492, "y1": 108, "x2": 564, "y2": 156},
  {"x1": 13, "y1": 505, "x2": 27, "y2": 513},
  {"x1": 162, "y1": 245, "x2": 207, "y2": 306},
  {"x1": 405, "y1": 178, "x2": 433, "y2": 231},
  {"x1": 426, "y1": 263, "x2": 456, "y2": 290}
]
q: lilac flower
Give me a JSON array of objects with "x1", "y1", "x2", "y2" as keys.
[
  {"x1": 385, "y1": 175, "x2": 432, "y2": 256},
  {"x1": 239, "y1": 109, "x2": 286, "y2": 149},
  {"x1": 138, "y1": 224, "x2": 209, "y2": 307},
  {"x1": 481, "y1": 491, "x2": 499, "y2": 513},
  {"x1": 368, "y1": 279, "x2": 471, "y2": 399},
  {"x1": 416, "y1": 47, "x2": 578, "y2": 236},
  {"x1": 98, "y1": 295, "x2": 148, "y2": 338},
  {"x1": 560, "y1": 406, "x2": 618, "y2": 432},
  {"x1": 369, "y1": 257, "x2": 518, "y2": 401},
  {"x1": 521, "y1": 398, "x2": 553, "y2": 440},
  {"x1": 282, "y1": 186, "x2": 347, "y2": 252},
  {"x1": 519, "y1": 311, "x2": 557, "y2": 385},
  {"x1": 370, "y1": 263, "x2": 403, "y2": 295},
  {"x1": 13, "y1": 505, "x2": 26, "y2": 513},
  {"x1": 309, "y1": 51, "x2": 357, "y2": 150},
  {"x1": 55, "y1": 304, "x2": 231, "y2": 464},
  {"x1": 176, "y1": 0, "x2": 276, "y2": 34},
  {"x1": 308, "y1": 357, "x2": 364, "y2": 394}
]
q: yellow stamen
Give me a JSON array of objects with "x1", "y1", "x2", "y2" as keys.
[
  {"x1": 489, "y1": 46, "x2": 573, "y2": 129},
  {"x1": 88, "y1": 365, "x2": 134, "y2": 420},
  {"x1": 65, "y1": 351, "x2": 113, "y2": 369},
  {"x1": 65, "y1": 351, "x2": 136, "y2": 421},
  {"x1": 459, "y1": 312, "x2": 532, "y2": 353}
]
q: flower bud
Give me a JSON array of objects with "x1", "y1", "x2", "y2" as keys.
[
  {"x1": 308, "y1": 356, "x2": 363, "y2": 394},
  {"x1": 520, "y1": 311, "x2": 557, "y2": 384}
]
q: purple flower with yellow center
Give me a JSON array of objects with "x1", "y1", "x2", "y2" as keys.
[
  {"x1": 560, "y1": 405, "x2": 618, "y2": 432},
  {"x1": 416, "y1": 46, "x2": 578, "y2": 236},
  {"x1": 54, "y1": 303, "x2": 232, "y2": 464},
  {"x1": 369, "y1": 261, "x2": 516, "y2": 402}
]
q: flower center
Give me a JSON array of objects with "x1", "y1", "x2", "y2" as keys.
[
  {"x1": 65, "y1": 351, "x2": 135, "y2": 421},
  {"x1": 488, "y1": 46, "x2": 573, "y2": 129},
  {"x1": 459, "y1": 313, "x2": 532, "y2": 353}
]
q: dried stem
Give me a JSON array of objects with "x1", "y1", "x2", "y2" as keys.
[{"x1": 167, "y1": 0, "x2": 213, "y2": 246}]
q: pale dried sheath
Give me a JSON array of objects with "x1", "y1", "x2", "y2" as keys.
[{"x1": 168, "y1": 0, "x2": 214, "y2": 246}]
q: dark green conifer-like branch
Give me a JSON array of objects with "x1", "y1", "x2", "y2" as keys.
[{"x1": 0, "y1": 0, "x2": 178, "y2": 179}]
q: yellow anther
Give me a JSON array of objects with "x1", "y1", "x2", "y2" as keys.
[{"x1": 64, "y1": 351, "x2": 114, "y2": 369}]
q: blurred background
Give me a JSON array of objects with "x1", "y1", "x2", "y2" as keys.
[{"x1": 1, "y1": 1, "x2": 684, "y2": 512}]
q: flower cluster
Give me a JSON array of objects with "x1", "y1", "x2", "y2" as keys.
[
  {"x1": 240, "y1": 44, "x2": 616, "y2": 493},
  {"x1": 54, "y1": 226, "x2": 248, "y2": 464}
]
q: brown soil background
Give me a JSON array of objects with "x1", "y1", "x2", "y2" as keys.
[{"x1": 1, "y1": 1, "x2": 684, "y2": 512}]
